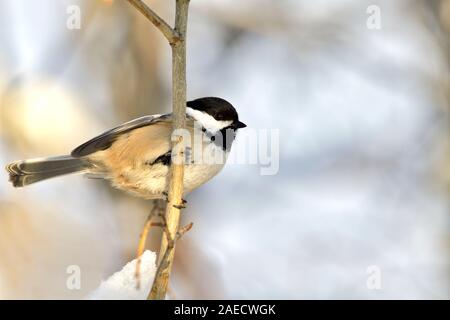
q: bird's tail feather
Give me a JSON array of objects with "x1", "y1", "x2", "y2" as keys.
[{"x1": 5, "y1": 155, "x2": 89, "y2": 187}]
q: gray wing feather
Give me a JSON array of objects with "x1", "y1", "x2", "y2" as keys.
[{"x1": 71, "y1": 114, "x2": 171, "y2": 157}]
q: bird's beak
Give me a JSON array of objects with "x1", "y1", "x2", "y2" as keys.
[{"x1": 234, "y1": 121, "x2": 247, "y2": 129}]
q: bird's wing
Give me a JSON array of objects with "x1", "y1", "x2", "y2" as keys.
[
  {"x1": 71, "y1": 114, "x2": 172, "y2": 158},
  {"x1": 85, "y1": 115, "x2": 196, "y2": 174}
]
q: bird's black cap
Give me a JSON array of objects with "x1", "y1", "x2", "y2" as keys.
[{"x1": 187, "y1": 97, "x2": 246, "y2": 128}]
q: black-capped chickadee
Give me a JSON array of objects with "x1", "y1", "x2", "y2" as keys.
[{"x1": 5, "y1": 97, "x2": 246, "y2": 199}]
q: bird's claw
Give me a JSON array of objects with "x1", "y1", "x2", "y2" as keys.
[
  {"x1": 163, "y1": 192, "x2": 187, "y2": 208},
  {"x1": 173, "y1": 203, "x2": 186, "y2": 210}
]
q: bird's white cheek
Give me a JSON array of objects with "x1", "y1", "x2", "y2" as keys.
[{"x1": 186, "y1": 107, "x2": 232, "y2": 132}]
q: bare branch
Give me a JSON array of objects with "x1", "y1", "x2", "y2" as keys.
[
  {"x1": 148, "y1": 0, "x2": 190, "y2": 300},
  {"x1": 126, "y1": 0, "x2": 180, "y2": 44},
  {"x1": 134, "y1": 199, "x2": 165, "y2": 289},
  {"x1": 177, "y1": 222, "x2": 193, "y2": 239},
  {"x1": 127, "y1": 0, "x2": 190, "y2": 300}
]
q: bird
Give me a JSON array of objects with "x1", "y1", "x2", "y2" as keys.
[{"x1": 5, "y1": 97, "x2": 246, "y2": 200}]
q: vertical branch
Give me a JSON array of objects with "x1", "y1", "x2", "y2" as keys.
[
  {"x1": 148, "y1": 0, "x2": 190, "y2": 300},
  {"x1": 126, "y1": 0, "x2": 190, "y2": 300},
  {"x1": 126, "y1": 0, "x2": 180, "y2": 44}
]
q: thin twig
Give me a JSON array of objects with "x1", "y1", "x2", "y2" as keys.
[
  {"x1": 126, "y1": 0, "x2": 181, "y2": 44},
  {"x1": 148, "y1": 219, "x2": 193, "y2": 298},
  {"x1": 126, "y1": 0, "x2": 190, "y2": 300},
  {"x1": 148, "y1": 0, "x2": 190, "y2": 300},
  {"x1": 134, "y1": 200, "x2": 165, "y2": 289}
]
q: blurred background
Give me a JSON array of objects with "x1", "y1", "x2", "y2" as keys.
[{"x1": 0, "y1": 0, "x2": 448, "y2": 299}]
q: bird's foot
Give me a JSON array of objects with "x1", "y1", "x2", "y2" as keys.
[
  {"x1": 163, "y1": 192, "x2": 187, "y2": 209},
  {"x1": 173, "y1": 203, "x2": 186, "y2": 210}
]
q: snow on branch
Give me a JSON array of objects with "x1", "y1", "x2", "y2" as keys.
[{"x1": 88, "y1": 250, "x2": 156, "y2": 300}]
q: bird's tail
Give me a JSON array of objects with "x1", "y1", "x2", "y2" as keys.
[{"x1": 5, "y1": 155, "x2": 90, "y2": 188}]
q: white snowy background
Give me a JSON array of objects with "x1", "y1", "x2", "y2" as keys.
[{"x1": 0, "y1": 0, "x2": 448, "y2": 299}]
